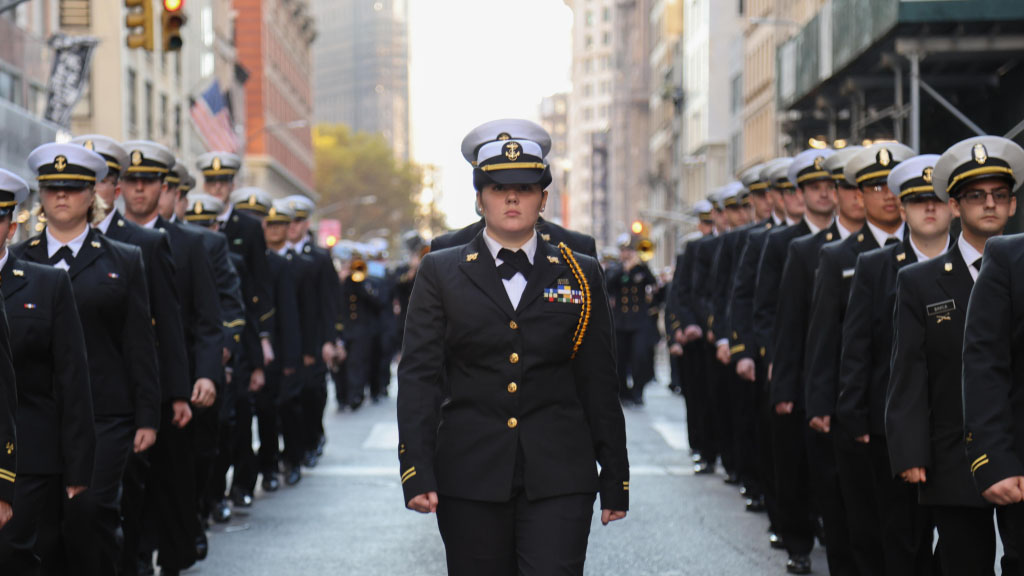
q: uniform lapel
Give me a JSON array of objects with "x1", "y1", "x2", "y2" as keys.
[
  {"x1": 517, "y1": 241, "x2": 568, "y2": 312},
  {"x1": 1, "y1": 256, "x2": 27, "y2": 299},
  {"x1": 68, "y1": 228, "x2": 105, "y2": 280},
  {"x1": 458, "y1": 233, "x2": 516, "y2": 319},
  {"x1": 19, "y1": 234, "x2": 50, "y2": 266},
  {"x1": 936, "y1": 244, "x2": 974, "y2": 306}
]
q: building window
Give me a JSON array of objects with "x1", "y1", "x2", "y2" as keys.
[
  {"x1": 602, "y1": 31, "x2": 611, "y2": 46},
  {"x1": 0, "y1": 69, "x2": 21, "y2": 107},
  {"x1": 583, "y1": 83, "x2": 593, "y2": 97},
  {"x1": 731, "y1": 74, "x2": 742, "y2": 115},
  {"x1": 145, "y1": 81, "x2": 153, "y2": 139},
  {"x1": 603, "y1": 6, "x2": 611, "y2": 21},
  {"x1": 585, "y1": 10, "x2": 593, "y2": 26},
  {"x1": 127, "y1": 69, "x2": 138, "y2": 134},
  {"x1": 584, "y1": 35, "x2": 593, "y2": 49},
  {"x1": 160, "y1": 94, "x2": 168, "y2": 136}
]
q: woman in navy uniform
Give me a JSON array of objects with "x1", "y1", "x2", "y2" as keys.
[
  {"x1": 14, "y1": 143, "x2": 160, "y2": 575},
  {"x1": 398, "y1": 126, "x2": 628, "y2": 575},
  {"x1": 0, "y1": 169, "x2": 93, "y2": 574}
]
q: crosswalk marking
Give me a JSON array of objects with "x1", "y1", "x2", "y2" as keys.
[
  {"x1": 651, "y1": 420, "x2": 690, "y2": 451},
  {"x1": 362, "y1": 422, "x2": 399, "y2": 450}
]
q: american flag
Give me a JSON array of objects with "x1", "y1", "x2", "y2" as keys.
[{"x1": 190, "y1": 80, "x2": 239, "y2": 153}]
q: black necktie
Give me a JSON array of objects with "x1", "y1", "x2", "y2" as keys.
[
  {"x1": 50, "y1": 245, "x2": 74, "y2": 266},
  {"x1": 972, "y1": 257, "x2": 982, "y2": 272},
  {"x1": 885, "y1": 237, "x2": 900, "y2": 246},
  {"x1": 497, "y1": 248, "x2": 532, "y2": 281}
]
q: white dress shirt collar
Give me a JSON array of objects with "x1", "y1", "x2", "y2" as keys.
[
  {"x1": 96, "y1": 209, "x2": 116, "y2": 234},
  {"x1": 141, "y1": 215, "x2": 159, "y2": 229},
  {"x1": 805, "y1": 217, "x2": 822, "y2": 236},
  {"x1": 0, "y1": 247, "x2": 8, "y2": 272},
  {"x1": 837, "y1": 219, "x2": 855, "y2": 239},
  {"x1": 45, "y1": 225, "x2": 90, "y2": 270},
  {"x1": 217, "y1": 205, "x2": 233, "y2": 225},
  {"x1": 958, "y1": 234, "x2": 984, "y2": 282},
  {"x1": 909, "y1": 235, "x2": 950, "y2": 264},
  {"x1": 482, "y1": 229, "x2": 538, "y2": 265},
  {"x1": 866, "y1": 220, "x2": 905, "y2": 248}
]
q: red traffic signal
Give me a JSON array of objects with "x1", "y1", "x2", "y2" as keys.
[
  {"x1": 164, "y1": 0, "x2": 183, "y2": 11},
  {"x1": 162, "y1": 0, "x2": 187, "y2": 52}
]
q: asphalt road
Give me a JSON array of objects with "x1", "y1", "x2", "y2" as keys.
[{"x1": 190, "y1": 367, "x2": 829, "y2": 575}]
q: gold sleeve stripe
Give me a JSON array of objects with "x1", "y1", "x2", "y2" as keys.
[
  {"x1": 971, "y1": 454, "x2": 988, "y2": 469},
  {"x1": 401, "y1": 467, "x2": 417, "y2": 484},
  {"x1": 730, "y1": 344, "x2": 746, "y2": 355},
  {"x1": 0, "y1": 468, "x2": 14, "y2": 482},
  {"x1": 259, "y1": 308, "x2": 276, "y2": 322},
  {"x1": 971, "y1": 457, "x2": 990, "y2": 474},
  {"x1": 223, "y1": 319, "x2": 245, "y2": 328}
]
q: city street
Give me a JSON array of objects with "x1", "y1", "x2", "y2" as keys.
[{"x1": 198, "y1": 366, "x2": 828, "y2": 575}]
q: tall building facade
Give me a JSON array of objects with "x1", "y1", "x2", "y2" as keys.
[
  {"x1": 312, "y1": 0, "x2": 410, "y2": 161},
  {"x1": 564, "y1": 0, "x2": 615, "y2": 241},
  {"x1": 539, "y1": 92, "x2": 569, "y2": 226},
  {"x1": 609, "y1": 0, "x2": 651, "y2": 248},
  {"x1": 681, "y1": 0, "x2": 741, "y2": 206},
  {"x1": 236, "y1": 0, "x2": 316, "y2": 198}
]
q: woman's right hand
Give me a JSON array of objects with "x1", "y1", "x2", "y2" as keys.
[{"x1": 407, "y1": 491, "x2": 438, "y2": 514}]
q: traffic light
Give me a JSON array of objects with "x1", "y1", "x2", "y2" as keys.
[
  {"x1": 631, "y1": 220, "x2": 644, "y2": 235},
  {"x1": 125, "y1": 0, "x2": 154, "y2": 51},
  {"x1": 162, "y1": 0, "x2": 187, "y2": 52}
]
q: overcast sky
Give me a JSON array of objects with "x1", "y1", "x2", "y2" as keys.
[{"x1": 408, "y1": 0, "x2": 574, "y2": 229}]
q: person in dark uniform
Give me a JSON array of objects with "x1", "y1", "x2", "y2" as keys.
[
  {"x1": 199, "y1": 154, "x2": 275, "y2": 525},
  {"x1": 891, "y1": 136, "x2": 1023, "y2": 574},
  {"x1": 0, "y1": 169, "x2": 92, "y2": 575},
  {"x1": 399, "y1": 127, "x2": 628, "y2": 576},
  {"x1": 431, "y1": 119, "x2": 598, "y2": 259},
  {"x1": 666, "y1": 202, "x2": 714, "y2": 472},
  {"x1": 769, "y1": 146, "x2": 864, "y2": 575},
  {"x1": 395, "y1": 231, "x2": 429, "y2": 350},
  {"x1": 607, "y1": 231, "x2": 658, "y2": 406},
  {"x1": 282, "y1": 194, "x2": 338, "y2": 477},
  {"x1": 838, "y1": 155, "x2": 950, "y2": 575},
  {"x1": 337, "y1": 248, "x2": 385, "y2": 410},
  {"x1": 16, "y1": 143, "x2": 161, "y2": 575},
  {"x1": 804, "y1": 142, "x2": 914, "y2": 575}
]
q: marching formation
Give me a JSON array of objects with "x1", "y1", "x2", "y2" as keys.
[
  {"x1": 0, "y1": 137, "x2": 410, "y2": 575},
  {"x1": 666, "y1": 135, "x2": 1024, "y2": 575}
]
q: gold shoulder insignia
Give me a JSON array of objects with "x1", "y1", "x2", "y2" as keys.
[
  {"x1": 117, "y1": 219, "x2": 125, "y2": 227},
  {"x1": 541, "y1": 233, "x2": 551, "y2": 242},
  {"x1": 547, "y1": 255, "x2": 559, "y2": 264},
  {"x1": 826, "y1": 232, "x2": 833, "y2": 241},
  {"x1": 944, "y1": 262, "x2": 953, "y2": 272},
  {"x1": 29, "y1": 239, "x2": 40, "y2": 247},
  {"x1": 857, "y1": 233, "x2": 864, "y2": 242},
  {"x1": 11, "y1": 269, "x2": 23, "y2": 277},
  {"x1": 896, "y1": 252, "x2": 906, "y2": 262},
  {"x1": 466, "y1": 252, "x2": 478, "y2": 262},
  {"x1": 91, "y1": 241, "x2": 101, "y2": 248}
]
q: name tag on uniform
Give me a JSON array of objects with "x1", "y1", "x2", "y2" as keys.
[
  {"x1": 842, "y1": 268, "x2": 855, "y2": 279},
  {"x1": 926, "y1": 299, "x2": 956, "y2": 316}
]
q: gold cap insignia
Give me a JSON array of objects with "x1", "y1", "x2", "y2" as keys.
[
  {"x1": 878, "y1": 148, "x2": 891, "y2": 167},
  {"x1": 504, "y1": 141, "x2": 521, "y2": 162},
  {"x1": 973, "y1": 143, "x2": 988, "y2": 165},
  {"x1": 84, "y1": 140, "x2": 94, "y2": 151},
  {"x1": 248, "y1": 195, "x2": 257, "y2": 206},
  {"x1": 814, "y1": 156, "x2": 825, "y2": 170},
  {"x1": 194, "y1": 202, "x2": 204, "y2": 214},
  {"x1": 497, "y1": 132, "x2": 511, "y2": 141},
  {"x1": 923, "y1": 167, "x2": 933, "y2": 184},
  {"x1": 269, "y1": 207, "x2": 278, "y2": 217},
  {"x1": 54, "y1": 155, "x2": 67, "y2": 172},
  {"x1": 212, "y1": 157, "x2": 222, "y2": 171},
  {"x1": 131, "y1": 150, "x2": 143, "y2": 166}
]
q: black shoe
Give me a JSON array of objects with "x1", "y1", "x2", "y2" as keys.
[
  {"x1": 229, "y1": 487, "x2": 253, "y2": 508},
  {"x1": 693, "y1": 459, "x2": 716, "y2": 475},
  {"x1": 745, "y1": 495, "x2": 766, "y2": 512},
  {"x1": 212, "y1": 498, "x2": 232, "y2": 523},
  {"x1": 285, "y1": 466, "x2": 302, "y2": 486},
  {"x1": 349, "y1": 397, "x2": 364, "y2": 411},
  {"x1": 315, "y1": 435, "x2": 327, "y2": 457},
  {"x1": 302, "y1": 451, "x2": 319, "y2": 468},
  {"x1": 195, "y1": 529, "x2": 209, "y2": 560},
  {"x1": 137, "y1": 555, "x2": 155, "y2": 576},
  {"x1": 769, "y1": 532, "x2": 785, "y2": 550},
  {"x1": 723, "y1": 472, "x2": 740, "y2": 485},
  {"x1": 786, "y1": 554, "x2": 811, "y2": 574},
  {"x1": 261, "y1": 474, "x2": 280, "y2": 492},
  {"x1": 815, "y1": 515, "x2": 826, "y2": 546},
  {"x1": 690, "y1": 450, "x2": 703, "y2": 463}
]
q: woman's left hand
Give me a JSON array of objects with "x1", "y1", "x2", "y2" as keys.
[{"x1": 601, "y1": 510, "x2": 627, "y2": 525}]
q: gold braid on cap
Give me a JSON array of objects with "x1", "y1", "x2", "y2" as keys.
[{"x1": 559, "y1": 242, "x2": 591, "y2": 359}]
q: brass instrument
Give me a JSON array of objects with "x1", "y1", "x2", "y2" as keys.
[
  {"x1": 350, "y1": 258, "x2": 367, "y2": 283},
  {"x1": 637, "y1": 238, "x2": 655, "y2": 262}
]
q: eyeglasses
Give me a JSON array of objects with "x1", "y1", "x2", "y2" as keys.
[
  {"x1": 866, "y1": 185, "x2": 889, "y2": 194},
  {"x1": 957, "y1": 190, "x2": 1013, "y2": 206}
]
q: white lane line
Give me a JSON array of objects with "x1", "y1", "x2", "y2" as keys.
[
  {"x1": 651, "y1": 420, "x2": 691, "y2": 452},
  {"x1": 362, "y1": 422, "x2": 399, "y2": 450}
]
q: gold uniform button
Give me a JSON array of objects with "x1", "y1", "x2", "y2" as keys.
[
  {"x1": 350, "y1": 313, "x2": 357, "y2": 319},
  {"x1": 621, "y1": 297, "x2": 628, "y2": 304},
  {"x1": 509, "y1": 321, "x2": 518, "y2": 330},
  {"x1": 507, "y1": 382, "x2": 518, "y2": 394},
  {"x1": 349, "y1": 295, "x2": 357, "y2": 302},
  {"x1": 349, "y1": 303, "x2": 357, "y2": 311},
  {"x1": 507, "y1": 418, "x2": 518, "y2": 429},
  {"x1": 509, "y1": 353, "x2": 519, "y2": 364}
]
